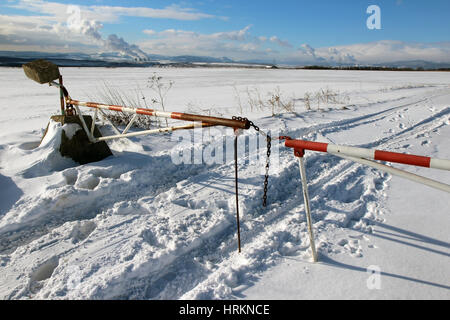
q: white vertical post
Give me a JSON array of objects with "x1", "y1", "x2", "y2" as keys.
[
  {"x1": 297, "y1": 156, "x2": 318, "y2": 263},
  {"x1": 90, "y1": 108, "x2": 98, "y2": 137},
  {"x1": 122, "y1": 114, "x2": 138, "y2": 135},
  {"x1": 74, "y1": 105, "x2": 96, "y2": 143}
]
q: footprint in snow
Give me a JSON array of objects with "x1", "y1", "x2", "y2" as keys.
[
  {"x1": 28, "y1": 256, "x2": 59, "y2": 294},
  {"x1": 62, "y1": 168, "x2": 78, "y2": 185},
  {"x1": 338, "y1": 238, "x2": 363, "y2": 258},
  {"x1": 75, "y1": 174, "x2": 100, "y2": 190},
  {"x1": 70, "y1": 221, "x2": 97, "y2": 244}
]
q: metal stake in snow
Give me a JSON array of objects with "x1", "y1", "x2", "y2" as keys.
[
  {"x1": 234, "y1": 130, "x2": 242, "y2": 253},
  {"x1": 294, "y1": 149, "x2": 318, "y2": 263}
]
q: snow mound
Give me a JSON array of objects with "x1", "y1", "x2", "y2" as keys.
[{"x1": 20, "y1": 120, "x2": 77, "y2": 179}]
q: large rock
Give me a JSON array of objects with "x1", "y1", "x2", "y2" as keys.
[
  {"x1": 42, "y1": 115, "x2": 113, "y2": 165},
  {"x1": 23, "y1": 59, "x2": 61, "y2": 84}
]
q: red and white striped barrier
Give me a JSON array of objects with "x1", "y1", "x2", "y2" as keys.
[
  {"x1": 282, "y1": 138, "x2": 450, "y2": 263},
  {"x1": 283, "y1": 138, "x2": 450, "y2": 195},
  {"x1": 67, "y1": 99, "x2": 250, "y2": 130},
  {"x1": 284, "y1": 139, "x2": 450, "y2": 171}
]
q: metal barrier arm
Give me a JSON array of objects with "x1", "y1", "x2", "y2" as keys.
[
  {"x1": 285, "y1": 139, "x2": 450, "y2": 171},
  {"x1": 284, "y1": 138, "x2": 450, "y2": 194},
  {"x1": 67, "y1": 99, "x2": 250, "y2": 130},
  {"x1": 332, "y1": 153, "x2": 450, "y2": 194}
]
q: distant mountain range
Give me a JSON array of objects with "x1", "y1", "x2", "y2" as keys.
[
  {"x1": 0, "y1": 51, "x2": 247, "y2": 68},
  {"x1": 1, "y1": 51, "x2": 449, "y2": 70}
]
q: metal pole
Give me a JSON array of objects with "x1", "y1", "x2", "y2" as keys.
[
  {"x1": 297, "y1": 154, "x2": 318, "y2": 263},
  {"x1": 90, "y1": 108, "x2": 98, "y2": 137},
  {"x1": 122, "y1": 114, "x2": 138, "y2": 135},
  {"x1": 285, "y1": 139, "x2": 450, "y2": 171},
  {"x1": 234, "y1": 133, "x2": 242, "y2": 253},
  {"x1": 95, "y1": 123, "x2": 216, "y2": 142},
  {"x1": 67, "y1": 99, "x2": 250, "y2": 130},
  {"x1": 74, "y1": 105, "x2": 96, "y2": 143},
  {"x1": 331, "y1": 153, "x2": 450, "y2": 194}
]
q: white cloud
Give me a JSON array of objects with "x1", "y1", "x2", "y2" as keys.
[
  {"x1": 269, "y1": 36, "x2": 292, "y2": 48},
  {"x1": 137, "y1": 26, "x2": 300, "y2": 60},
  {"x1": 137, "y1": 26, "x2": 273, "y2": 59},
  {"x1": 257, "y1": 36, "x2": 268, "y2": 43},
  {"x1": 282, "y1": 41, "x2": 450, "y2": 65},
  {"x1": 143, "y1": 29, "x2": 156, "y2": 36},
  {"x1": 0, "y1": 0, "x2": 224, "y2": 59},
  {"x1": 9, "y1": 0, "x2": 221, "y2": 22},
  {"x1": 91, "y1": 4, "x2": 221, "y2": 21},
  {"x1": 317, "y1": 41, "x2": 450, "y2": 64},
  {"x1": 210, "y1": 25, "x2": 252, "y2": 41}
]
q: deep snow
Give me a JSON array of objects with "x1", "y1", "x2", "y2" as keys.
[{"x1": 0, "y1": 67, "x2": 448, "y2": 299}]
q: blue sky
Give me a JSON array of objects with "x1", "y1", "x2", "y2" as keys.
[{"x1": 1, "y1": 0, "x2": 449, "y2": 64}]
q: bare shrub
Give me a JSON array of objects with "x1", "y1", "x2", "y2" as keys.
[
  {"x1": 304, "y1": 92, "x2": 312, "y2": 111},
  {"x1": 91, "y1": 82, "x2": 156, "y2": 130},
  {"x1": 246, "y1": 87, "x2": 266, "y2": 112},
  {"x1": 303, "y1": 87, "x2": 350, "y2": 111},
  {"x1": 267, "y1": 87, "x2": 295, "y2": 116},
  {"x1": 233, "y1": 85, "x2": 244, "y2": 114},
  {"x1": 147, "y1": 73, "x2": 174, "y2": 127},
  {"x1": 233, "y1": 86, "x2": 296, "y2": 117}
]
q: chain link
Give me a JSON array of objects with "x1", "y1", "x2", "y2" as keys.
[
  {"x1": 263, "y1": 135, "x2": 271, "y2": 207},
  {"x1": 233, "y1": 116, "x2": 271, "y2": 207}
]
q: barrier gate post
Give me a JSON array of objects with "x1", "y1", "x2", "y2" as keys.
[{"x1": 294, "y1": 149, "x2": 319, "y2": 263}]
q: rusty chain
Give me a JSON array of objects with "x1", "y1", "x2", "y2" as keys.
[{"x1": 232, "y1": 117, "x2": 271, "y2": 207}]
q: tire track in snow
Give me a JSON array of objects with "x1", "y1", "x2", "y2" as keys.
[{"x1": 285, "y1": 89, "x2": 449, "y2": 143}]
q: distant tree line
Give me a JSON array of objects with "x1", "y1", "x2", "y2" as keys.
[{"x1": 299, "y1": 65, "x2": 450, "y2": 72}]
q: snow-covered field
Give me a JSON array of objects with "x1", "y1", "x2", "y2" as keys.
[{"x1": 0, "y1": 67, "x2": 449, "y2": 299}]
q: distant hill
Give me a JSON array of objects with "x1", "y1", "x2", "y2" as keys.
[{"x1": 0, "y1": 51, "x2": 239, "y2": 68}]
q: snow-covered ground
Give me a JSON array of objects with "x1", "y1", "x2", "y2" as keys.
[{"x1": 0, "y1": 67, "x2": 448, "y2": 299}]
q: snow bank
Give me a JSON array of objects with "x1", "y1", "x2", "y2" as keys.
[{"x1": 21, "y1": 120, "x2": 77, "y2": 179}]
